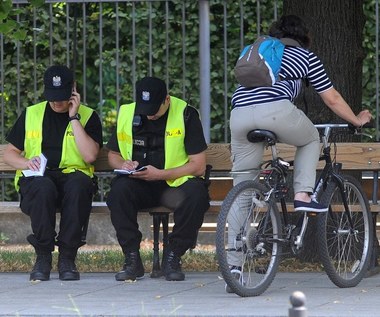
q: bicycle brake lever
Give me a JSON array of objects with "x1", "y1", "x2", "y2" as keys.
[
  {"x1": 279, "y1": 159, "x2": 290, "y2": 167},
  {"x1": 354, "y1": 130, "x2": 373, "y2": 139}
]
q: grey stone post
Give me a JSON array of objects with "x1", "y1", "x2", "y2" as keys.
[{"x1": 289, "y1": 291, "x2": 308, "y2": 317}]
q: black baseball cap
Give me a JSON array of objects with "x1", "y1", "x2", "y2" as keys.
[
  {"x1": 135, "y1": 77, "x2": 167, "y2": 116},
  {"x1": 43, "y1": 65, "x2": 73, "y2": 102}
]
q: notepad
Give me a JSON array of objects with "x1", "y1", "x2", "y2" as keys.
[
  {"x1": 113, "y1": 166, "x2": 147, "y2": 175},
  {"x1": 22, "y1": 153, "x2": 47, "y2": 177}
]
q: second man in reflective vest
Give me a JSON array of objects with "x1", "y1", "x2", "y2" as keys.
[{"x1": 106, "y1": 76, "x2": 210, "y2": 281}]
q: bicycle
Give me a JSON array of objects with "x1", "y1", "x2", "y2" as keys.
[{"x1": 215, "y1": 123, "x2": 374, "y2": 297}]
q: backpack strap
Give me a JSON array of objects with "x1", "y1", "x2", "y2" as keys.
[{"x1": 280, "y1": 38, "x2": 301, "y2": 47}]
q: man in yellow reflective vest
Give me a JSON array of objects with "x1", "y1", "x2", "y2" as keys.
[
  {"x1": 106, "y1": 77, "x2": 210, "y2": 281},
  {"x1": 4, "y1": 65, "x2": 103, "y2": 282}
]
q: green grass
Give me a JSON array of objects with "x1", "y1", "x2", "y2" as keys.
[{"x1": 0, "y1": 244, "x2": 323, "y2": 273}]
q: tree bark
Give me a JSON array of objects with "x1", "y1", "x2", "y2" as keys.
[
  {"x1": 283, "y1": 0, "x2": 365, "y2": 122},
  {"x1": 281, "y1": 0, "x2": 369, "y2": 263}
]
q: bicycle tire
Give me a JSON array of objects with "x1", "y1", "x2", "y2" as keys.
[
  {"x1": 215, "y1": 180, "x2": 282, "y2": 297},
  {"x1": 317, "y1": 174, "x2": 373, "y2": 288}
]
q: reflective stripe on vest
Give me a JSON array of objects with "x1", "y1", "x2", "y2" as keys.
[
  {"x1": 14, "y1": 102, "x2": 95, "y2": 191},
  {"x1": 116, "y1": 96, "x2": 191, "y2": 187}
]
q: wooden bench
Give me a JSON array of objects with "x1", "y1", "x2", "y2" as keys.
[
  {"x1": 0, "y1": 143, "x2": 231, "y2": 277},
  {"x1": 0, "y1": 142, "x2": 379, "y2": 276}
]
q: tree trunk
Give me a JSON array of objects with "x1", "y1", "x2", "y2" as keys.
[
  {"x1": 281, "y1": 0, "x2": 369, "y2": 263},
  {"x1": 283, "y1": 0, "x2": 365, "y2": 122}
]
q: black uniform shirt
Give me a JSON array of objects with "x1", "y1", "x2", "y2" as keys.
[
  {"x1": 106, "y1": 105, "x2": 207, "y2": 169},
  {"x1": 6, "y1": 103, "x2": 103, "y2": 169}
]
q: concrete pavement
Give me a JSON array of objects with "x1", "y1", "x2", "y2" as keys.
[{"x1": 0, "y1": 271, "x2": 379, "y2": 317}]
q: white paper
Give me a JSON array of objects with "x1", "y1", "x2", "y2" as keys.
[
  {"x1": 22, "y1": 153, "x2": 47, "y2": 177},
  {"x1": 114, "y1": 166, "x2": 147, "y2": 175}
]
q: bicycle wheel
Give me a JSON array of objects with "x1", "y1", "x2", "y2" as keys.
[
  {"x1": 317, "y1": 174, "x2": 373, "y2": 288},
  {"x1": 215, "y1": 180, "x2": 282, "y2": 297}
]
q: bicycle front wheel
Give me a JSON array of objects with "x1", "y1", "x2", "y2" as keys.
[
  {"x1": 215, "y1": 180, "x2": 282, "y2": 297},
  {"x1": 317, "y1": 174, "x2": 373, "y2": 288}
]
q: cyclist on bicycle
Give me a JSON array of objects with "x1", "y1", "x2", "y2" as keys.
[
  {"x1": 227, "y1": 14, "x2": 372, "y2": 292},
  {"x1": 230, "y1": 14, "x2": 372, "y2": 212}
]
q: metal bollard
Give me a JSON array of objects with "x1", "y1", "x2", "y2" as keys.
[{"x1": 289, "y1": 291, "x2": 308, "y2": 317}]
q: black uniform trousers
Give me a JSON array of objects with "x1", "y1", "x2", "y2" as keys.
[
  {"x1": 18, "y1": 170, "x2": 95, "y2": 254},
  {"x1": 106, "y1": 176, "x2": 210, "y2": 256}
]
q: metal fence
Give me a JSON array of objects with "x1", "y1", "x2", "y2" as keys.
[{"x1": 2, "y1": 0, "x2": 282, "y2": 144}]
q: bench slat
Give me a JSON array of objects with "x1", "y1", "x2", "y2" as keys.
[{"x1": 263, "y1": 143, "x2": 380, "y2": 171}]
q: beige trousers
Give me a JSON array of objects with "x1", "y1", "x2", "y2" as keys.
[
  {"x1": 226, "y1": 100, "x2": 320, "y2": 267},
  {"x1": 230, "y1": 99, "x2": 320, "y2": 194}
]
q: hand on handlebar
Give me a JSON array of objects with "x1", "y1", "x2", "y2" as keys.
[
  {"x1": 356, "y1": 109, "x2": 373, "y2": 127},
  {"x1": 348, "y1": 116, "x2": 374, "y2": 139}
]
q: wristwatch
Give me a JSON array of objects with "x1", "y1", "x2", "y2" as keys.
[{"x1": 69, "y1": 113, "x2": 81, "y2": 121}]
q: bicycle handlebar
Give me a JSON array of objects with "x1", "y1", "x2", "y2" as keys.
[
  {"x1": 314, "y1": 121, "x2": 374, "y2": 130},
  {"x1": 314, "y1": 121, "x2": 374, "y2": 144}
]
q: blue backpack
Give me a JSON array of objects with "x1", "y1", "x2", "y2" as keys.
[{"x1": 234, "y1": 36, "x2": 301, "y2": 87}]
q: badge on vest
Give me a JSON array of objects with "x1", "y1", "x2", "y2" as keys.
[{"x1": 166, "y1": 129, "x2": 182, "y2": 137}]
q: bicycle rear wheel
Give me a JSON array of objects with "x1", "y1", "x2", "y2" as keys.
[
  {"x1": 317, "y1": 174, "x2": 373, "y2": 287},
  {"x1": 215, "y1": 180, "x2": 282, "y2": 297}
]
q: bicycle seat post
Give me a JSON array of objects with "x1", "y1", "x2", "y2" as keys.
[{"x1": 269, "y1": 143, "x2": 279, "y2": 161}]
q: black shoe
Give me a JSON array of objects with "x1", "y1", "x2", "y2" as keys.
[
  {"x1": 294, "y1": 198, "x2": 328, "y2": 213},
  {"x1": 58, "y1": 258, "x2": 80, "y2": 281},
  {"x1": 30, "y1": 254, "x2": 52, "y2": 281},
  {"x1": 163, "y1": 250, "x2": 185, "y2": 281},
  {"x1": 115, "y1": 251, "x2": 145, "y2": 281}
]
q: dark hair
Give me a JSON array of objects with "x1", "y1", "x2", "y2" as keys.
[{"x1": 269, "y1": 15, "x2": 311, "y2": 48}]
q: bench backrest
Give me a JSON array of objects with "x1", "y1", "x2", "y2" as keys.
[{"x1": 0, "y1": 142, "x2": 379, "y2": 173}]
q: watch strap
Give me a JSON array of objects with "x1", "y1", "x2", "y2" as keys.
[{"x1": 69, "y1": 113, "x2": 81, "y2": 121}]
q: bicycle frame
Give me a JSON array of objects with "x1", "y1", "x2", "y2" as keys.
[{"x1": 262, "y1": 124, "x2": 358, "y2": 250}]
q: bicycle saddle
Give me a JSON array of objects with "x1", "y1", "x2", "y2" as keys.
[{"x1": 247, "y1": 129, "x2": 278, "y2": 145}]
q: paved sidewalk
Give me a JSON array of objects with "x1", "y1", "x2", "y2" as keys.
[{"x1": 0, "y1": 271, "x2": 379, "y2": 317}]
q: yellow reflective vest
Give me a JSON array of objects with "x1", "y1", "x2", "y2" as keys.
[
  {"x1": 116, "y1": 96, "x2": 192, "y2": 187},
  {"x1": 14, "y1": 102, "x2": 95, "y2": 191}
]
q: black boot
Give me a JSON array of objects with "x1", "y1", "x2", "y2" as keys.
[
  {"x1": 58, "y1": 257, "x2": 80, "y2": 281},
  {"x1": 58, "y1": 247, "x2": 80, "y2": 281},
  {"x1": 115, "y1": 251, "x2": 145, "y2": 281},
  {"x1": 30, "y1": 253, "x2": 52, "y2": 281},
  {"x1": 163, "y1": 250, "x2": 185, "y2": 281}
]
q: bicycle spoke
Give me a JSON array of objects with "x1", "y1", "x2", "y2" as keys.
[
  {"x1": 216, "y1": 180, "x2": 282, "y2": 297},
  {"x1": 318, "y1": 175, "x2": 373, "y2": 288}
]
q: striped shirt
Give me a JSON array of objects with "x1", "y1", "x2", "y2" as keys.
[{"x1": 231, "y1": 46, "x2": 333, "y2": 108}]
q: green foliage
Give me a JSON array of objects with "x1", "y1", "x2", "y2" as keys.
[
  {"x1": 0, "y1": 0, "x2": 12, "y2": 22},
  {"x1": 0, "y1": 0, "x2": 44, "y2": 40},
  {"x1": 362, "y1": 0, "x2": 377, "y2": 110}
]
